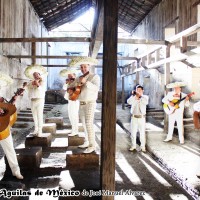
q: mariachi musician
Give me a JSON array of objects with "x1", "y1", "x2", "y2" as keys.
[
  {"x1": 60, "y1": 69, "x2": 79, "y2": 136},
  {"x1": 24, "y1": 65, "x2": 47, "y2": 137},
  {"x1": 0, "y1": 73, "x2": 23, "y2": 179},
  {"x1": 68, "y1": 57, "x2": 100, "y2": 154},
  {"x1": 162, "y1": 82, "x2": 191, "y2": 144}
]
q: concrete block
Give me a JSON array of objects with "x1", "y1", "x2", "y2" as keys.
[
  {"x1": 66, "y1": 148, "x2": 99, "y2": 169},
  {"x1": 68, "y1": 135, "x2": 84, "y2": 146},
  {"x1": 45, "y1": 117, "x2": 64, "y2": 128},
  {"x1": 15, "y1": 147, "x2": 42, "y2": 168},
  {"x1": 43, "y1": 123, "x2": 57, "y2": 134},
  {"x1": 55, "y1": 129, "x2": 71, "y2": 137},
  {"x1": 25, "y1": 133, "x2": 52, "y2": 147}
]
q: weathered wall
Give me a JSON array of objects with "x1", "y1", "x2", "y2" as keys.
[
  {"x1": 0, "y1": 0, "x2": 48, "y2": 110},
  {"x1": 127, "y1": 0, "x2": 200, "y2": 109}
]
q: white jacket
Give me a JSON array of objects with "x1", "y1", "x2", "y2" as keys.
[
  {"x1": 127, "y1": 95, "x2": 149, "y2": 115},
  {"x1": 27, "y1": 80, "x2": 46, "y2": 99},
  {"x1": 162, "y1": 92, "x2": 190, "y2": 113},
  {"x1": 77, "y1": 73, "x2": 100, "y2": 102}
]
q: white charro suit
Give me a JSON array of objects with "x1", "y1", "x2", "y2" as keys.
[
  {"x1": 27, "y1": 80, "x2": 46, "y2": 134},
  {"x1": 77, "y1": 73, "x2": 100, "y2": 151},
  {"x1": 162, "y1": 92, "x2": 189, "y2": 143},
  {"x1": 63, "y1": 83, "x2": 79, "y2": 135},
  {"x1": 127, "y1": 95, "x2": 149, "y2": 149}
]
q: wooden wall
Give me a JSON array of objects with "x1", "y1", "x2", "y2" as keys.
[
  {"x1": 132, "y1": 0, "x2": 198, "y2": 40},
  {"x1": 0, "y1": 0, "x2": 48, "y2": 109},
  {"x1": 127, "y1": 0, "x2": 200, "y2": 109}
]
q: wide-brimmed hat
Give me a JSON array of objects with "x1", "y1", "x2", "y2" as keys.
[
  {"x1": 0, "y1": 72, "x2": 13, "y2": 87},
  {"x1": 166, "y1": 81, "x2": 186, "y2": 89},
  {"x1": 59, "y1": 69, "x2": 78, "y2": 77},
  {"x1": 68, "y1": 56, "x2": 98, "y2": 67},
  {"x1": 24, "y1": 65, "x2": 48, "y2": 79}
]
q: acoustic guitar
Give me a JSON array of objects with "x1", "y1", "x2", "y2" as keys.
[
  {"x1": 163, "y1": 92, "x2": 195, "y2": 115},
  {"x1": 0, "y1": 85, "x2": 26, "y2": 140},
  {"x1": 68, "y1": 71, "x2": 89, "y2": 101}
]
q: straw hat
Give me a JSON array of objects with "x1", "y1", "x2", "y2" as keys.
[
  {"x1": 24, "y1": 65, "x2": 48, "y2": 79},
  {"x1": 166, "y1": 81, "x2": 186, "y2": 89},
  {"x1": 59, "y1": 69, "x2": 78, "y2": 77},
  {"x1": 68, "y1": 56, "x2": 98, "y2": 67},
  {"x1": 0, "y1": 73, "x2": 13, "y2": 87}
]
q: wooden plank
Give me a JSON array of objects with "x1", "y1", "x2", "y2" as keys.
[
  {"x1": 118, "y1": 38, "x2": 166, "y2": 45},
  {"x1": 31, "y1": 42, "x2": 36, "y2": 65},
  {"x1": 180, "y1": 36, "x2": 187, "y2": 53},
  {"x1": 0, "y1": 37, "x2": 91, "y2": 43},
  {"x1": 7, "y1": 55, "x2": 137, "y2": 60},
  {"x1": 166, "y1": 23, "x2": 200, "y2": 43},
  {"x1": 101, "y1": 0, "x2": 118, "y2": 199},
  {"x1": 89, "y1": 0, "x2": 104, "y2": 58},
  {"x1": 164, "y1": 45, "x2": 171, "y2": 132}
]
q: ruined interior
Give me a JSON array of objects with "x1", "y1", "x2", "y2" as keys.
[{"x1": 0, "y1": 0, "x2": 200, "y2": 199}]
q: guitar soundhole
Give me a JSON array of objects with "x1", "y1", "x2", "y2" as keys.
[{"x1": 0, "y1": 108, "x2": 8, "y2": 116}]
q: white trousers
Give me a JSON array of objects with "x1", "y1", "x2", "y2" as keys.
[
  {"x1": 167, "y1": 111, "x2": 184, "y2": 143},
  {"x1": 31, "y1": 98, "x2": 44, "y2": 132},
  {"x1": 0, "y1": 134, "x2": 20, "y2": 174},
  {"x1": 68, "y1": 100, "x2": 79, "y2": 134},
  {"x1": 79, "y1": 102, "x2": 96, "y2": 147},
  {"x1": 130, "y1": 117, "x2": 146, "y2": 148}
]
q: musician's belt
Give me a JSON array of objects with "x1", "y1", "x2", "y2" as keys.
[
  {"x1": 31, "y1": 98, "x2": 43, "y2": 101},
  {"x1": 132, "y1": 114, "x2": 146, "y2": 118},
  {"x1": 80, "y1": 101, "x2": 95, "y2": 105}
]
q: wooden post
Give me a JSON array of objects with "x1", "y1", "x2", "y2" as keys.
[
  {"x1": 122, "y1": 76, "x2": 125, "y2": 110},
  {"x1": 164, "y1": 44, "x2": 171, "y2": 131},
  {"x1": 31, "y1": 42, "x2": 36, "y2": 65},
  {"x1": 101, "y1": 0, "x2": 118, "y2": 199}
]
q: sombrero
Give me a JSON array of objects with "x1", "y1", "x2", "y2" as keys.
[
  {"x1": 59, "y1": 69, "x2": 78, "y2": 77},
  {"x1": 68, "y1": 56, "x2": 98, "y2": 67},
  {"x1": 24, "y1": 65, "x2": 48, "y2": 79},
  {"x1": 0, "y1": 73, "x2": 13, "y2": 87},
  {"x1": 166, "y1": 81, "x2": 186, "y2": 89}
]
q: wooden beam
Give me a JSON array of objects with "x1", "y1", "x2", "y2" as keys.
[
  {"x1": 89, "y1": 0, "x2": 104, "y2": 58},
  {"x1": 101, "y1": 0, "x2": 118, "y2": 199},
  {"x1": 164, "y1": 45, "x2": 171, "y2": 132},
  {"x1": 7, "y1": 55, "x2": 137, "y2": 60},
  {"x1": 180, "y1": 36, "x2": 187, "y2": 53},
  {"x1": 166, "y1": 23, "x2": 200, "y2": 43},
  {"x1": 31, "y1": 42, "x2": 36, "y2": 65},
  {"x1": 0, "y1": 37, "x2": 91, "y2": 43},
  {"x1": 118, "y1": 38, "x2": 166, "y2": 45}
]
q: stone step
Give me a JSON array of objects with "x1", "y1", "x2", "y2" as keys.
[
  {"x1": 55, "y1": 129, "x2": 71, "y2": 137},
  {"x1": 15, "y1": 147, "x2": 42, "y2": 169},
  {"x1": 68, "y1": 133, "x2": 85, "y2": 146},
  {"x1": 25, "y1": 133, "x2": 52, "y2": 147},
  {"x1": 12, "y1": 122, "x2": 29, "y2": 128},
  {"x1": 63, "y1": 123, "x2": 85, "y2": 132},
  {"x1": 16, "y1": 116, "x2": 34, "y2": 122},
  {"x1": 59, "y1": 170, "x2": 100, "y2": 200},
  {"x1": 45, "y1": 117, "x2": 64, "y2": 128},
  {"x1": 18, "y1": 112, "x2": 33, "y2": 117},
  {"x1": 27, "y1": 107, "x2": 52, "y2": 112},
  {"x1": 66, "y1": 147, "x2": 99, "y2": 169},
  {"x1": 20, "y1": 109, "x2": 32, "y2": 113},
  {"x1": 42, "y1": 123, "x2": 57, "y2": 135}
]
